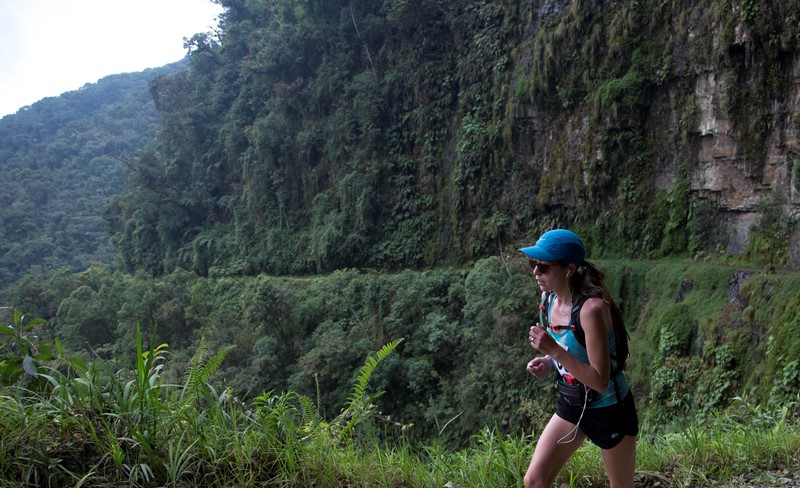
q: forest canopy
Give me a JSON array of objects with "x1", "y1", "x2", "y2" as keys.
[{"x1": 0, "y1": 62, "x2": 186, "y2": 284}]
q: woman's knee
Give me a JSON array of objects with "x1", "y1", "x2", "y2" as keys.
[{"x1": 523, "y1": 468, "x2": 554, "y2": 488}]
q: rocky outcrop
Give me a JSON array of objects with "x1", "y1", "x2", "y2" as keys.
[
  {"x1": 689, "y1": 64, "x2": 800, "y2": 255},
  {"x1": 514, "y1": 2, "x2": 800, "y2": 267}
]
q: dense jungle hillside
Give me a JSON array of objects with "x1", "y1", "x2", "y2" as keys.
[
  {"x1": 0, "y1": 61, "x2": 185, "y2": 284},
  {"x1": 99, "y1": 0, "x2": 800, "y2": 278},
  {"x1": 2, "y1": 1, "x2": 800, "y2": 485},
  {"x1": 2, "y1": 1, "x2": 798, "y2": 282}
]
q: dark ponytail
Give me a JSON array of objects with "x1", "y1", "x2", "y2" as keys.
[{"x1": 570, "y1": 260, "x2": 612, "y2": 304}]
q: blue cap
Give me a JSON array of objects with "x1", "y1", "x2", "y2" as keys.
[{"x1": 518, "y1": 229, "x2": 585, "y2": 265}]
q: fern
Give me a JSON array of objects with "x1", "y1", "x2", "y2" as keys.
[
  {"x1": 180, "y1": 337, "x2": 208, "y2": 402},
  {"x1": 336, "y1": 338, "x2": 403, "y2": 441},
  {"x1": 180, "y1": 337, "x2": 235, "y2": 404},
  {"x1": 298, "y1": 394, "x2": 321, "y2": 432}
]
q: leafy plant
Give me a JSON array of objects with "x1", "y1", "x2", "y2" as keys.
[
  {"x1": 335, "y1": 338, "x2": 404, "y2": 442},
  {"x1": 0, "y1": 307, "x2": 53, "y2": 388},
  {"x1": 741, "y1": 191, "x2": 794, "y2": 271},
  {"x1": 180, "y1": 336, "x2": 236, "y2": 405}
]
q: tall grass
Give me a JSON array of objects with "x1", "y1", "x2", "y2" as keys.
[{"x1": 1, "y1": 330, "x2": 798, "y2": 487}]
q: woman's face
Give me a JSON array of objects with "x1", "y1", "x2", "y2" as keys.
[{"x1": 528, "y1": 259, "x2": 566, "y2": 291}]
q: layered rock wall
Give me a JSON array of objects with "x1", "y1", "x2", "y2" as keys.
[{"x1": 513, "y1": 1, "x2": 800, "y2": 266}]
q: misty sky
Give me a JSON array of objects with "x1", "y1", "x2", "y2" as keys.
[{"x1": 0, "y1": 0, "x2": 223, "y2": 118}]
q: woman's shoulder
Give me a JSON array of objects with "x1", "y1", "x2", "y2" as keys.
[
  {"x1": 578, "y1": 295, "x2": 612, "y2": 331},
  {"x1": 579, "y1": 296, "x2": 607, "y2": 314}
]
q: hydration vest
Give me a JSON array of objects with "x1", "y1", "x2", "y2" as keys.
[{"x1": 541, "y1": 292, "x2": 630, "y2": 404}]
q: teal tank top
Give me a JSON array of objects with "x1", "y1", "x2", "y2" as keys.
[{"x1": 546, "y1": 294, "x2": 629, "y2": 408}]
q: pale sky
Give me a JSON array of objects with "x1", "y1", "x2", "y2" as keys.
[{"x1": 0, "y1": 0, "x2": 224, "y2": 118}]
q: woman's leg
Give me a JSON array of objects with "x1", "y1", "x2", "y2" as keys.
[
  {"x1": 601, "y1": 434, "x2": 637, "y2": 488},
  {"x1": 523, "y1": 414, "x2": 586, "y2": 488}
]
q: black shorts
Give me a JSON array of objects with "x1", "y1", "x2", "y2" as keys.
[{"x1": 555, "y1": 390, "x2": 638, "y2": 449}]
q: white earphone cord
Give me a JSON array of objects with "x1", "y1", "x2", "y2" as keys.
[{"x1": 557, "y1": 384, "x2": 589, "y2": 444}]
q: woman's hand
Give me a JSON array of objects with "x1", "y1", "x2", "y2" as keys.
[
  {"x1": 526, "y1": 356, "x2": 552, "y2": 378},
  {"x1": 528, "y1": 324, "x2": 559, "y2": 356}
]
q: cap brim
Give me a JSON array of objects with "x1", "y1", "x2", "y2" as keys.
[{"x1": 518, "y1": 245, "x2": 559, "y2": 262}]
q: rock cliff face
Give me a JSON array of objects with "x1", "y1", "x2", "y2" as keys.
[
  {"x1": 689, "y1": 67, "x2": 799, "y2": 254},
  {"x1": 513, "y1": 1, "x2": 800, "y2": 266}
]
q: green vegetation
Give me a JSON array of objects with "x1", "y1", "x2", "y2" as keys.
[
  {"x1": 0, "y1": 307, "x2": 53, "y2": 388},
  {"x1": 1, "y1": 302, "x2": 798, "y2": 487},
  {"x1": 94, "y1": 0, "x2": 797, "y2": 278},
  {"x1": 3, "y1": 1, "x2": 797, "y2": 281},
  {"x1": 3, "y1": 258, "x2": 800, "y2": 449},
  {"x1": 741, "y1": 192, "x2": 794, "y2": 271},
  {"x1": 3, "y1": 0, "x2": 800, "y2": 484},
  {"x1": 0, "y1": 62, "x2": 186, "y2": 284}
]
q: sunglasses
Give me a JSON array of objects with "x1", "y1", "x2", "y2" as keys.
[{"x1": 528, "y1": 259, "x2": 564, "y2": 273}]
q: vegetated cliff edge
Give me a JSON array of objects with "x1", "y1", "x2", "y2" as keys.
[
  {"x1": 102, "y1": 1, "x2": 799, "y2": 278},
  {"x1": 1, "y1": 2, "x2": 796, "y2": 284}
]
